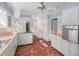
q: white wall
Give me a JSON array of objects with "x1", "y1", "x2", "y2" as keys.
[
  {"x1": 43, "y1": 18, "x2": 49, "y2": 41},
  {"x1": 33, "y1": 17, "x2": 44, "y2": 38},
  {"x1": 32, "y1": 14, "x2": 51, "y2": 41}
]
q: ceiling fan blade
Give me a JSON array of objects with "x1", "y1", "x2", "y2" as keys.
[
  {"x1": 37, "y1": 2, "x2": 46, "y2": 10},
  {"x1": 41, "y1": 2, "x2": 44, "y2": 5}
]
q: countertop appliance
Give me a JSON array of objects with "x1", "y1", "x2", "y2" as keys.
[{"x1": 62, "y1": 25, "x2": 79, "y2": 44}]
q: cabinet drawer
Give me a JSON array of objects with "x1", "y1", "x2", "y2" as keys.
[{"x1": 69, "y1": 42, "x2": 79, "y2": 56}]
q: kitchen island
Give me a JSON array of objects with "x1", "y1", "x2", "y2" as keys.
[{"x1": 18, "y1": 32, "x2": 33, "y2": 45}]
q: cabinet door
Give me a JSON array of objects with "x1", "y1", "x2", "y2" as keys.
[
  {"x1": 62, "y1": 7, "x2": 79, "y2": 25},
  {"x1": 51, "y1": 35, "x2": 62, "y2": 52},
  {"x1": 69, "y1": 42, "x2": 79, "y2": 56},
  {"x1": 0, "y1": 35, "x2": 17, "y2": 56},
  {"x1": 72, "y1": 8, "x2": 79, "y2": 25},
  {"x1": 9, "y1": 36, "x2": 17, "y2": 56},
  {"x1": 62, "y1": 9, "x2": 72, "y2": 25},
  {"x1": 62, "y1": 40, "x2": 70, "y2": 56},
  {"x1": 18, "y1": 34, "x2": 26, "y2": 45},
  {"x1": 18, "y1": 33, "x2": 33, "y2": 45},
  {"x1": 24, "y1": 34, "x2": 33, "y2": 44},
  {"x1": 55, "y1": 37, "x2": 63, "y2": 53},
  {"x1": 1, "y1": 47, "x2": 10, "y2": 56}
]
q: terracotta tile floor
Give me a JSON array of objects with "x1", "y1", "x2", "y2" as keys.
[{"x1": 15, "y1": 35, "x2": 63, "y2": 56}]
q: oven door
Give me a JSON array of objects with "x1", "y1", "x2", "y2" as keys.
[{"x1": 62, "y1": 26, "x2": 79, "y2": 44}]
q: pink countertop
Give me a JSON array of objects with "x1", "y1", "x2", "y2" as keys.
[
  {"x1": 0, "y1": 28, "x2": 16, "y2": 41},
  {"x1": 0, "y1": 32, "x2": 16, "y2": 41}
]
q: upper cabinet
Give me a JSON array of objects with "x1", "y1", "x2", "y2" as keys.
[
  {"x1": 0, "y1": 8, "x2": 12, "y2": 28},
  {"x1": 0, "y1": 10, "x2": 8, "y2": 28},
  {"x1": 62, "y1": 7, "x2": 79, "y2": 25}
]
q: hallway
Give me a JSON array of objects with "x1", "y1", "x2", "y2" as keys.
[{"x1": 15, "y1": 35, "x2": 63, "y2": 56}]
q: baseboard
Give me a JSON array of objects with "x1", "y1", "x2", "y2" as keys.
[{"x1": 51, "y1": 47, "x2": 64, "y2": 56}]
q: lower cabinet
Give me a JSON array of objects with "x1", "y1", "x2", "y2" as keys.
[
  {"x1": 1, "y1": 47, "x2": 10, "y2": 56},
  {"x1": 18, "y1": 33, "x2": 33, "y2": 45},
  {"x1": 51, "y1": 35, "x2": 63, "y2": 54},
  {"x1": 1, "y1": 35, "x2": 17, "y2": 56},
  {"x1": 55, "y1": 36, "x2": 63, "y2": 53},
  {"x1": 62, "y1": 40, "x2": 70, "y2": 56},
  {"x1": 51, "y1": 35, "x2": 79, "y2": 56},
  {"x1": 62, "y1": 40, "x2": 79, "y2": 56},
  {"x1": 69, "y1": 42, "x2": 79, "y2": 56}
]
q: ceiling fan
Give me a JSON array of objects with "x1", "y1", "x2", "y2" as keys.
[{"x1": 37, "y1": 2, "x2": 46, "y2": 10}]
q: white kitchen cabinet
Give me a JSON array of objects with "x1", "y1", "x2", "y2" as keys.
[
  {"x1": 1, "y1": 46, "x2": 10, "y2": 56},
  {"x1": 62, "y1": 9, "x2": 71, "y2": 25},
  {"x1": 9, "y1": 36, "x2": 17, "y2": 56},
  {"x1": 51, "y1": 34, "x2": 79, "y2": 56},
  {"x1": 1, "y1": 35, "x2": 17, "y2": 56},
  {"x1": 62, "y1": 39, "x2": 79, "y2": 56},
  {"x1": 62, "y1": 7, "x2": 79, "y2": 25},
  {"x1": 56, "y1": 36, "x2": 63, "y2": 53},
  {"x1": 51, "y1": 35, "x2": 63, "y2": 54},
  {"x1": 0, "y1": 11, "x2": 8, "y2": 28},
  {"x1": 69, "y1": 42, "x2": 79, "y2": 56},
  {"x1": 62, "y1": 40, "x2": 70, "y2": 56},
  {"x1": 18, "y1": 33, "x2": 33, "y2": 45}
]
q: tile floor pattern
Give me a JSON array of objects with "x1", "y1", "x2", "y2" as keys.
[{"x1": 15, "y1": 35, "x2": 63, "y2": 56}]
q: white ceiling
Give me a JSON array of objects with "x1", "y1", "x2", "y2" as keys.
[{"x1": 8, "y1": 2, "x2": 79, "y2": 17}]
